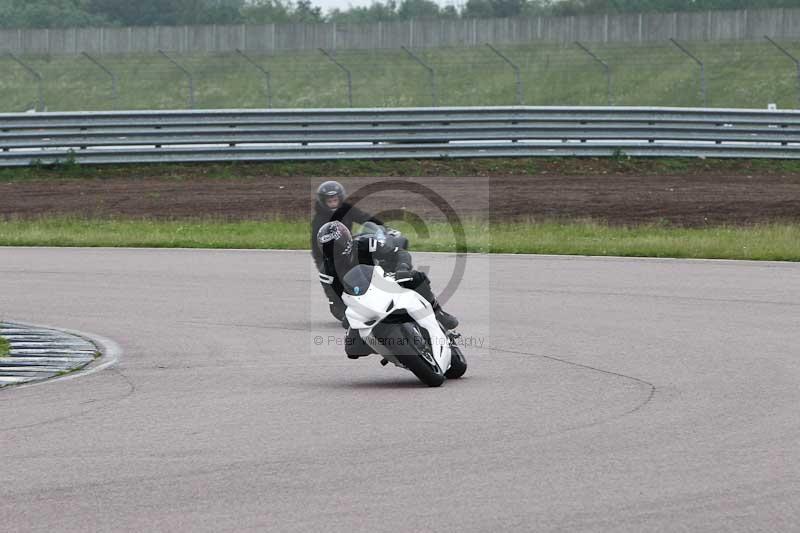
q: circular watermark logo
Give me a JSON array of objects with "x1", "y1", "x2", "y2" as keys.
[{"x1": 341, "y1": 179, "x2": 468, "y2": 307}]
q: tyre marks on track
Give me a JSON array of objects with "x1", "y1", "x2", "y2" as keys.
[{"x1": 492, "y1": 345, "x2": 657, "y2": 432}]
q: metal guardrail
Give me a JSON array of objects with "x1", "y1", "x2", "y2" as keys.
[{"x1": 2, "y1": 106, "x2": 800, "y2": 166}]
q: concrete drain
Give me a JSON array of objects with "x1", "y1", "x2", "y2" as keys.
[{"x1": 0, "y1": 322, "x2": 101, "y2": 388}]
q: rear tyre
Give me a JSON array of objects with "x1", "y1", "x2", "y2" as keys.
[{"x1": 445, "y1": 344, "x2": 467, "y2": 379}]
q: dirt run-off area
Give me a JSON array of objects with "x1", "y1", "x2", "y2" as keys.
[{"x1": 1, "y1": 159, "x2": 800, "y2": 226}]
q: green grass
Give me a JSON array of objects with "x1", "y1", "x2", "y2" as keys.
[
  {"x1": 0, "y1": 336, "x2": 9, "y2": 357},
  {"x1": 485, "y1": 221, "x2": 800, "y2": 261},
  {"x1": 1, "y1": 217, "x2": 798, "y2": 261},
  {"x1": 2, "y1": 40, "x2": 800, "y2": 112},
  {"x1": 0, "y1": 218, "x2": 309, "y2": 249}
]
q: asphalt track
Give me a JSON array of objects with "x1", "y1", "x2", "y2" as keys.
[{"x1": 1, "y1": 247, "x2": 798, "y2": 532}]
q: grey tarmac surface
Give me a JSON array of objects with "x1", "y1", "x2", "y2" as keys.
[{"x1": 0, "y1": 247, "x2": 798, "y2": 532}]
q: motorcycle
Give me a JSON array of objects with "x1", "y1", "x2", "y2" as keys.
[
  {"x1": 341, "y1": 264, "x2": 467, "y2": 387},
  {"x1": 320, "y1": 223, "x2": 408, "y2": 324}
]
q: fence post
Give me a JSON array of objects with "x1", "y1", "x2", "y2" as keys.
[
  {"x1": 401, "y1": 45, "x2": 437, "y2": 107},
  {"x1": 6, "y1": 53, "x2": 44, "y2": 112},
  {"x1": 158, "y1": 49, "x2": 195, "y2": 109},
  {"x1": 486, "y1": 43, "x2": 523, "y2": 105},
  {"x1": 319, "y1": 48, "x2": 353, "y2": 107},
  {"x1": 236, "y1": 49, "x2": 272, "y2": 109},
  {"x1": 764, "y1": 35, "x2": 800, "y2": 109},
  {"x1": 82, "y1": 52, "x2": 119, "y2": 110},
  {"x1": 670, "y1": 38, "x2": 707, "y2": 107},
  {"x1": 575, "y1": 41, "x2": 612, "y2": 105}
]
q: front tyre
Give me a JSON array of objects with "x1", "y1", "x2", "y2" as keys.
[{"x1": 396, "y1": 323, "x2": 445, "y2": 387}]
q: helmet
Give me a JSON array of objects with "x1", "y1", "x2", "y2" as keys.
[
  {"x1": 317, "y1": 221, "x2": 357, "y2": 275},
  {"x1": 316, "y1": 181, "x2": 346, "y2": 211}
]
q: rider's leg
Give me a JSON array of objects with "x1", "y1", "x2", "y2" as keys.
[
  {"x1": 400, "y1": 272, "x2": 459, "y2": 330},
  {"x1": 322, "y1": 282, "x2": 347, "y2": 323},
  {"x1": 345, "y1": 327, "x2": 374, "y2": 359}
]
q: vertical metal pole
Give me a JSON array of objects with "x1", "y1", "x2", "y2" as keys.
[
  {"x1": 236, "y1": 49, "x2": 272, "y2": 109},
  {"x1": 319, "y1": 48, "x2": 352, "y2": 107},
  {"x1": 158, "y1": 49, "x2": 195, "y2": 109},
  {"x1": 401, "y1": 46, "x2": 437, "y2": 107},
  {"x1": 575, "y1": 41, "x2": 612, "y2": 105},
  {"x1": 6, "y1": 53, "x2": 44, "y2": 111},
  {"x1": 764, "y1": 35, "x2": 800, "y2": 109},
  {"x1": 82, "y1": 52, "x2": 118, "y2": 110},
  {"x1": 486, "y1": 43, "x2": 523, "y2": 105},
  {"x1": 670, "y1": 38, "x2": 707, "y2": 107}
]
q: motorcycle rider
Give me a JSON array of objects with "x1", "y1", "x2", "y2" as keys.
[
  {"x1": 312, "y1": 181, "x2": 385, "y2": 321},
  {"x1": 317, "y1": 221, "x2": 459, "y2": 359},
  {"x1": 311, "y1": 181, "x2": 383, "y2": 270}
]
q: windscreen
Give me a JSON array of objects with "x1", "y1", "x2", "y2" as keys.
[{"x1": 342, "y1": 265, "x2": 375, "y2": 296}]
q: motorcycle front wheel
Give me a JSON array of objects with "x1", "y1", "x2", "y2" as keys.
[{"x1": 374, "y1": 322, "x2": 445, "y2": 387}]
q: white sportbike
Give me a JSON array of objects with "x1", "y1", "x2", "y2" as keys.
[{"x1": 341, "y1": 264, "x2": 467, "y2": 387}]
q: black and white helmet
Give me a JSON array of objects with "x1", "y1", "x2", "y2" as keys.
[
  {"x1": 316, "y1": 181, "x2": 346, "y2": 211},
  {"x1": 317, "y1": 221, "x2": 357, "y2": 274}
]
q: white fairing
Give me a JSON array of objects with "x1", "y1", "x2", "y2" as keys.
[{"x1": 343, "y1": 266, "x2": 452, "y2": 372}]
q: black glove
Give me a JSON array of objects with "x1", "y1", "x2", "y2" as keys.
[{"x1": 394, "y1": 264, "x2": 413, "y2": 283}]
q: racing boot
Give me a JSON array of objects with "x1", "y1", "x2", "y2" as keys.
[
  {"x1": 433, "y1": 301, "x2": 459, "y2": 331},
  {"x1": 345, "y1": 327, "x2": 374, "y2": 359}
]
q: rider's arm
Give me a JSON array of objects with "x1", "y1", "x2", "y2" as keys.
[
  {"x1": 374, "y1": 242, "x2": 413, "y2": 274},
  {"x1": 348, "y1": 205, "x2": 383, "y2": 226},
  {"x1": 394, "y1": 249, "x2": 413, "y2": 271},
  {"x1": 318, "y1": 257, "x2": 343, "y2": 294},
  {"x1": 311, "y1": 217, "x2": 324, "y2": 266},
  {"x1": 312, "y1": 230, "x2": 322, "y2": 266}
]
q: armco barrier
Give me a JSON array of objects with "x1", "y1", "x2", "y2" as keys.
[{"x1": 2, "y1": 106, "x2": 800, "y2": 166}]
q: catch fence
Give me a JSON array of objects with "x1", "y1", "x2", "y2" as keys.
[{"x1": 3, "y1": 39, "x2": 800, "y2": 113}]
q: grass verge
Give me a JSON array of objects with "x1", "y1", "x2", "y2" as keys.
[
  {"x1": 0, "y1": 217, "x2": 798, "y2": 261},
  {"x1": 0, "y1": 336, "x2": 9, "y2": 357}
]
